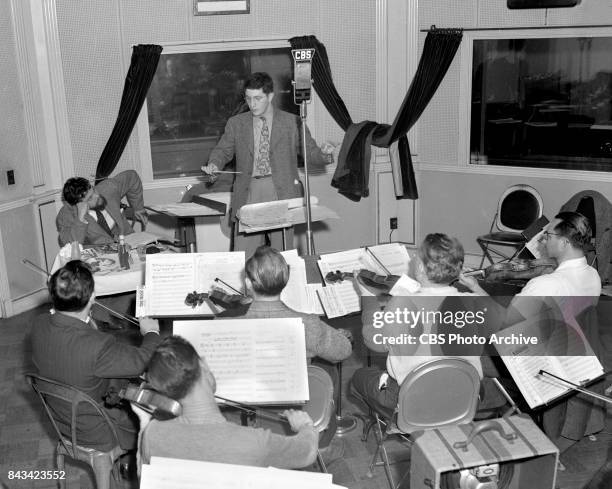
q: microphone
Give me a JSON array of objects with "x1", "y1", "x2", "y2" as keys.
[{"x1": 291, "y1": 48, "x2": 315, "y2": 104}]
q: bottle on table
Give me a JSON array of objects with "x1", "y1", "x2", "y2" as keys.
[{"x1": 118, "y1": 235, "x2": 130, "y2": 270}]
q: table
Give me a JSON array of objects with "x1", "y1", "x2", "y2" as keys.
[
  {"x1": 52, "y1": 246, "x2": 146, "y2": 296},
  {"x1": 147, "y1": 192, "x2": 231, "y2": 252}
]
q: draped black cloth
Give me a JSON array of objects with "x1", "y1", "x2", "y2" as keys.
[
  {"x1": 290, "y1": 29, "x2": 462, "y2": 201},
  {"x1": 95, "y1": 44, "x2": 163, "y2": 182}
]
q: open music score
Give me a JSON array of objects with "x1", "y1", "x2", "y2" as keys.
[
  {"x1": 141, "y1": 457, "x2": 345, "y2": 489},
  {"x1": 316, "y1": 243, "x2": 411, "y2": 318},
  {"x1": 136, "y1": 252, "x2": 245, "y2": 317},
  {"x1": 173, "y1": 318, "x2": 309, "y2": 405},
  {"x1": 280, "y1": 249, "x2": 324, "y2": 315},
  {"x1": 494, "y1": 316, "x2": 604, "y2": 409}
]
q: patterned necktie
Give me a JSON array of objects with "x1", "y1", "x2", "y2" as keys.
[
  {"x1": 95, "y1": 209, "x2": 113, "y2": 237},
  {"x1": 256, "y1": 117, "x2": 271, "y2": 176}
]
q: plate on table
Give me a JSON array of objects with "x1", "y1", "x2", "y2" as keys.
[{"x1": 84, "y1": 257, "x2": 118, "y2": 274}]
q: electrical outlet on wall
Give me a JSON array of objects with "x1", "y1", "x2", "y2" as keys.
[
  {"x1": 7, "y1": 170, "x2": 15, "y2": 185},
  {"x1": 390, "y1": 217, "x2": 398, "y2": 229}
]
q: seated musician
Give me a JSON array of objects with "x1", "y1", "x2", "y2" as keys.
[
  {"x1": 138, "y1": 336, "x2": 318, "y2": 469},
  {"x1": 498, "y1": 212, "x2": 602, "y2": 452},
  {"x1": 350, "y1": 233, "x2": 489, "y2": 418},
  {"x1": 239, "y1": 245, "x2": 352, "y2": 363},
  {"x1": 31, "y1": 260, "x2": 161, "y2": 452}
]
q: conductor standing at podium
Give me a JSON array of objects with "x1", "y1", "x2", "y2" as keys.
[{"x1": 202, "y1": 72, "x2": 335, "y2": 257}]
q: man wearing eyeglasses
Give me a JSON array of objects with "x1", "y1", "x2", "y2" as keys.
[
  {"x1": 201, "y1": 72, "x2": 335, "y2": 257},
  {"x1": 515, "y1": 211, "x2": 601, "y2": 298},
  {"x1": 505, "y1": 211, "x2": 602, "y2": 453}
]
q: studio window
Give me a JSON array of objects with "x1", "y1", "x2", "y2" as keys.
[
  {"x1": 470, "y1": 36, "x2": 612, "y2": 172},
  {"x1": 146, "y1": 46, "x2": 297, "y2": 180}
]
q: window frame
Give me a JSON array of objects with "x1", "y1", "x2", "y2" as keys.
[
  {"x1": 136, "y1": 37, "x2": 319, "y2": 189},
  {"x1": 455, "y1": 26, "x2": 612, "y2": 183}
]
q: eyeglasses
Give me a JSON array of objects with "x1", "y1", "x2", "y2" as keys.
[{"x1": 542, "y1": 231, "x2": 562, "y2": 239}]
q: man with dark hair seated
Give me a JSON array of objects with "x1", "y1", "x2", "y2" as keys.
[
  {"x1": 31, "y1": 260, "x2": 161, "y2": 451},
  {"x1": 240, "y1": 245, "x2": 352, "y2": 363},
  {"x1": 350, "y1": 233, "x2": 488, "y2": 418},
  {"x1": 57, "y1": 170, "x2": 148, "y2": 247},
  {"x1": 138, "y1": 335, "x2": 318, "y2": 470}
]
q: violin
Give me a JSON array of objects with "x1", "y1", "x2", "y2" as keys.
[
  {"x1": 325, "y1": 269, "x2": 401, "y2": 294},
  {"x1": 119, "y1": 383, "x2": 182, "y2": 420},
  {"x1": 185, "y1": 286, "x2": 253, "y2": 310},
  {"x1": 482, "y1": 258, "x2": 557, "y2": 283}
]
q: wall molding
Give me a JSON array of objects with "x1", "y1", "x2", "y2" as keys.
[
  {"x1": 415, "y1": 161, "x2": 612, "y2": 183},
  {"x1": 11, "y1": 0, "x2": 44, "y2": 187},
  {"x1": 0, "y1": 189, "x2": 60, "y2": 213}
]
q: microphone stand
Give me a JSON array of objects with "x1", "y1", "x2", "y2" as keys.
[{"x1": 299, "y1": 99, "x2": 315, "y2": 256}]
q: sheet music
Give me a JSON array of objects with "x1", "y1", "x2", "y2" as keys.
[
  {"x1": 173, "y1": 318, "x2": 308, "y2": 404},
  {"x1": 502, "y1": 355, "x2": 566, "y2": 408},
  {"x1": 280, "y1": 250, "x2": 324, "y2": 315},
  {"x1": 317, "y1": 243, "x2": 410, "y2": 317},
  {"x1": 148, "y1": 202, "x2": 224, "y2": 217},
  {"x1": 557, "y1": 356, "x2": 604, "y2": 384},
  {"x1": 143, "y1": 252, "x2": 244, "y2": 316},
  {"x1": 193, "y1": 252, "x2": 245, "y2": 292},
  {"x1": 494, "y1": 318, "x2": 604, "y2": 409},
  {"x1": 317, "y1": 283, "x2": 360, "y2": 319},
  {"x1": 141, "y1": 457, "x2": 343, "y2": 489},
  {"x1": 364, "y1": 243, "x2": 411, "y2": 275}
]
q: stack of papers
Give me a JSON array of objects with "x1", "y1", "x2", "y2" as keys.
[
  {"x1": 141, "y1": 457, "x2": 347, "y2": 489},
  {"x1": 317, "y1": 243, "x2": 411, "y2": 318}
]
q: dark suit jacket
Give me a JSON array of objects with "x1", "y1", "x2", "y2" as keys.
[
  {"x1": 56, "y1": 170, "x2": 145, "y2": 246},
  {"x1": 208, "y1": 108, "x2": 328, "y2": 220},
  {"x1": 31, "y1": 311, "x2": 161, "y2": 449}
]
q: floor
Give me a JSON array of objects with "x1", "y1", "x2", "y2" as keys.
[{"x1": 1, "y1": 305, "x2": 611, "y2": 489}]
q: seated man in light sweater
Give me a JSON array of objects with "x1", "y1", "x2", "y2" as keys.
[
  {"x1": 139, "y1": 336, "x2": 318, "y2": 470},
  {"x1": 238, "y1": 245, "x2": 352, "y2": 364},
  {"x1": 350, "y1": 233, "x2": 491, "y2": 418}
]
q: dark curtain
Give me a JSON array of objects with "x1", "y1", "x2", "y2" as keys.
[
  {"x1": 95, "y1": 44, "x2": 163, "y2": 182},
  {"x1": 290, "y1": 29, "x2": 462, "y2": 201},
  {"x1": 289, "y1": 35, "x2": 352, "y2": 131}
]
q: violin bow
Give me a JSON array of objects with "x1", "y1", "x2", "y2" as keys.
[
  {"x1": 364, "y1": 246, "x2": 392, "y2": 276},
  {"x1": 214, "y1": 277, "x2": 247, "y2": 297},
  {"x1": 21, "y1": 258, "x2": 140, "y2": 326},
  {"x1": 214, "y1": 395, "x2": 288, "y2": 423}
]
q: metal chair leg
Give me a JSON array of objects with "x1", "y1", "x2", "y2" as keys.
[{"x1": 316, "y1": 450, "x2": 328, "y2": 473}]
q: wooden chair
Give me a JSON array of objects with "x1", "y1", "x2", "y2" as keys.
[{"x1": 25, "y1": 373, "x2": 127, "y2": 489}]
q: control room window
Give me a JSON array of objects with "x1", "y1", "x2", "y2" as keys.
[
  {"x1": 147, "y1": 47, "x2": 297, "y2": 180},
  {"x1": 470, "y1": 36, "x2": 612, "y2": 172}
]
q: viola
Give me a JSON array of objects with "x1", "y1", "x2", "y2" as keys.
[
  {"x1": 185, "y1": 287, "x2": 253, "y2": 311},
  {"x1": 325, "y1": 269, "x2": 401, "y2": 294},
  {"x1": 483, "y1": 258, "x2": 557, "y2": 282}
]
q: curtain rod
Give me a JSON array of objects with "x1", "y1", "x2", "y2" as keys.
[{"x1": 421, "y1": 24, "x2": 612, "y2": 32}]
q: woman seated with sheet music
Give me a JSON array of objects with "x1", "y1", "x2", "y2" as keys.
[
  {"x1": 137, "y1": 336, "x2": 318, "y2": 470},
  {"x1": 237, "y1": 245, "x2": 352, "y2": 364}
]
